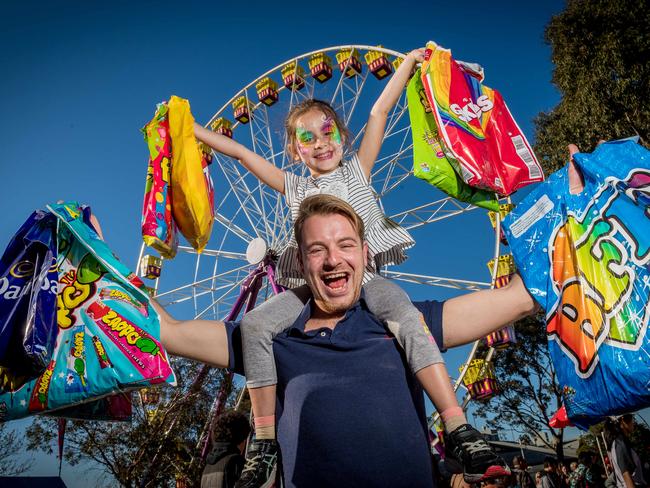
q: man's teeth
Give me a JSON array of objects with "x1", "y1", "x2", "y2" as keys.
[{"x1": 323, "y1": 273, "x2": 347, "y2": 289}]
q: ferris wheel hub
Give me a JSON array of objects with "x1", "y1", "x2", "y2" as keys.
[{"x1": 246, "y1": 237, "x2": 268, "y2": 264}]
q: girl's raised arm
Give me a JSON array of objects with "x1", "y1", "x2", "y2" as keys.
[
  {"x1": 194, "y1": 123, "x2": 286, "y2": 194},
  {"x1": 357, "y1": 48, "x2": 425, "y2": 180}
]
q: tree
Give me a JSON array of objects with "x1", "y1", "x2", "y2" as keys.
[
  {"x1": 534, "y1": 0, "x2": 650, "y2": 173},
  {"x1": 0, "y1": 423, "x2": 33, "y2": 476},
  {"x1": 472, "y1": 316, "x2": 567, "y2": 460},
  {"x1": 25, "y1": 358, "x2": 243, "y2": 487}
]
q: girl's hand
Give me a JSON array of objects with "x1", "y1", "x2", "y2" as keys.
[{"x1": 407, "y1": 48, "x2": 426, "y2": 64}]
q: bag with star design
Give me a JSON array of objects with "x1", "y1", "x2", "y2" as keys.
[{"x1": 503, "y1": 138, "x2": 650, "y2": 427}]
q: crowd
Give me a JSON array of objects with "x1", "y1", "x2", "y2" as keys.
[{"x1": 201, "y1": 409, "x2": 648, "y2": 488}]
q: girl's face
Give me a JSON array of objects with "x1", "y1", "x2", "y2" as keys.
[{"x1": 292, "y1": 109, "x2": 344, "y2": 177}]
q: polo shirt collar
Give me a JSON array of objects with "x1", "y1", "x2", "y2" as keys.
[{"x1": 287, "y1": 289, "x2": 369, "y2": 334}]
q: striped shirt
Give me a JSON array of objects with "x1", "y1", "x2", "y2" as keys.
[{"x1": 276, "y1": 153, "x2": 415, "y2": 287}]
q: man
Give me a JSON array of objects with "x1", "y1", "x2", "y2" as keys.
[
  {"x1": 201, "y1": 410, "x2": 251, "y2": 488},
  {"x1": 541, "y1": 458, "x2": 561, "y2": 488},
  {"x1": 157, "y1": 194, "x2": 536, "y2": 487},
  {"x1": 513, "y1": 456, "x2": 535, "y2": 488}
]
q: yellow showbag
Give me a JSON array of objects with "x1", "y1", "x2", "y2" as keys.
[{"x1": 167, "y1": 96, "x2": 214, "y2": 252}]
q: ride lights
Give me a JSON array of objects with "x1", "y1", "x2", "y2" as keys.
[
  {"x1": 461, "y1": 359, "x2": 498, "y2": 401},
  {"x1": 210, "y1": 117, "x2": 233, "y2": 139},
  {"x1": 308, "y1": 52, "x2": 333, "y2": 83},
  {"x1": 365, "y1": 47, "x2": 393, "y2": 80},
  {"x1": 140, "y1": 255, "x2": 162, "y2": 280},
  {"x1": 281, "y1": 61, "x2": 306, "y2": 91},
  {"x1": 488, "y1": 203, "x2": 515, "y2": 244},
  {"x1": 256, "y1": 77, "x2": 279, "y2": 106},
  {"x1": 232, "y1": 96, "x2": 253, "y2": 124},
  {"x1": 336, "y1": 48, "x2": 363, "y2": 78}
]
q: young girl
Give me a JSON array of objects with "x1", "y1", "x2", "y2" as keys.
[{"x1": 194, "y1": 49, "x2": 504, "y2": 487}]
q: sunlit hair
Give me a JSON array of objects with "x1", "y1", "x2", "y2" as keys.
[
  {"x1": 284, "y1": 99, "x2": 351, "y2": 159},
  {"x1": 294, "y1": 194, "x2": 365, "y2": 250}
]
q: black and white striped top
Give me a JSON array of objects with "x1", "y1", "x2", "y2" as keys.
[{"x1": 276, "y1": 153, "x2": 415, "y2": 287}]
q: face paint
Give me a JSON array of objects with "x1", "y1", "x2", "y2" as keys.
[
  {"x1": 296, "y1": 127, "x2": 315, "y2": 146},
  {"x1": 322, "y1": 118, "x2": 342, "y2": 146}
]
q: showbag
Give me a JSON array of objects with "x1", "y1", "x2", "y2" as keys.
[
  {"x1": 141, "y1": 102, "x2": 178, "y2": 259},
  {"x1": 168, "y1": 96, "x2": 214, "y2": 253},
  {"x1": 503, "y1": 139, "x2": 650, "y2": 426},
  {"x1": 0, "y1": 210, "x2": 58, "y2": 386},
  {"x1": 421, "y1": 41, "x2": 544, "y2": 195},
  {"x1": 0, "y1": 203, "x2": 176, "y2": 422},
  {"x1": 407, "y1": 69, "x2": 499, "y2": 211}
]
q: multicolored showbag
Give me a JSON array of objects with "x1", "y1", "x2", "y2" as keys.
[
  {"x1": 503, "y1": 139, "x2": 650, "y2": 427},
  {"x1": 421, "y1": 41, "x2": 544, "y2": 196},
  {"x1": 168, "y1": 96, "x2": 214, "y2": 253},
  {"x1": 141, "y1": 102, "x2": 178, "y2": 259},
  {"x1": 0, "y1": 203, "x2": 176, "y2": 422},
  {"x1": 408, "y1": 69, "x2": 499, "y2": 211}
]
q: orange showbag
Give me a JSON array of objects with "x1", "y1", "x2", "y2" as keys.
[{"x1": 167, "y1": 96, "x2": 214, "y2": 252}]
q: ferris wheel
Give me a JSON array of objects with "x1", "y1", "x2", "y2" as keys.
[{"x1": 137, "y1": 45, "x2": 516, "y2": 427}]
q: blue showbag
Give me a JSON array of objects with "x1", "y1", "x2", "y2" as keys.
[
  {"x1": 502, "y1": 139, "x2": 650, "y2": 427},
  {"x1": 0, "y1": 210, "x2": 58, "y2": 382}
]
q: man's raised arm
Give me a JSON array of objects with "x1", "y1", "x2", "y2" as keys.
[
  {"x1": 442, "y1": 274, "x2": 538, "y2": 349},
  {"x1": 153, "y1": 301, "x2": 232, "y2": 368}
]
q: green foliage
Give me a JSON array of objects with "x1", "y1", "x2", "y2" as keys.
[
  {"x1": 533, "y1": 0, "x2": 650, "y2": 173},
  {"x1": 473, "y1": 315, "x2": 567, "y2": 459},
  {"x1": 25, "y1": 358, "x2": 243, "y2": 488}
]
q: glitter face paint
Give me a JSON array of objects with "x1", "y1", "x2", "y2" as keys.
[
  {"x1": 321, "y1": 118, "x2": 342, "y2": 146},
  {"x1": 295, "y1": 118, "x2": 341, "y2": 152}
]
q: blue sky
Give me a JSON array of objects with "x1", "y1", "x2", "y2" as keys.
[{"x1": 1, "y1": 0, "x2": 619, "y2": 485}]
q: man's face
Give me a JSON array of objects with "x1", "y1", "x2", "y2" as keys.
[{"x1": 298, "y1": 213, "x2": 367, "y2": 316}]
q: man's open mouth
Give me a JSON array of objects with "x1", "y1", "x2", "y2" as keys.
[{"x1": 322, "y1": 272, "x2": 348, "y2": 290}]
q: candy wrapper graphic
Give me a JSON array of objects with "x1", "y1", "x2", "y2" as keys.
[
  {"x1": 421, "y1": 41, "x2": 544, "y2": 195},
  {"x1": 64, "y1": 325, "x2": 88, "y2": 393},
  {"x1": 141, "y1": 102, "x2": 178, "y2": 259},
  {"x1": 0, "y1": 209, "x2": 58, "y2": 388},
  {"x1": 168, "y1": 95, "x2": 214, "y2": 253},
  {"x1": 0, "y1": 202, "x2": 176, "y2": 422},
  {"x1": 407, "y1": 69, "x2": 499, "y2": 211},
  {"x1": 503, "y1": 139, "x2": 650, "y2": 427}
]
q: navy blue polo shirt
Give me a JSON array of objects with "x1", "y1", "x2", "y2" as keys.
[{"x1": 226, "y1": 299, "x2": 444, "y2": 488}]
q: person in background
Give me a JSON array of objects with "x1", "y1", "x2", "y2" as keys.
[
  {"x1": 480, "y1": 466, "x2": 513, "y2": 488},
  {"x1": 512, "y1": 456, "x2": 535, "y2": 488},
  {"x1": 201, "y1": 410, "x2": 252, "y2": 488},
  {"x1": 603, "y1": 416, "x2": 647, "y2": 488},
  {"x1": 541, "y1": 458, "x2": 561, "y2": 488}
]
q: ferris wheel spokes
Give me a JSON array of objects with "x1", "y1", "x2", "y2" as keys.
[
  {"x1": 389, "y1": 197, "x2": 480, "y2": 231},
  {"x1": 383, "y1": 269, "x2": 490, "y2": 292}
]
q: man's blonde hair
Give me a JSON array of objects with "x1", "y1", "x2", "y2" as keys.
[{"x1": 294, "y1": 194, "x2": 365, "y2": 250}]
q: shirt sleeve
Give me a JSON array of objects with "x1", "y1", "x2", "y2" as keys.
[
  {"x1": 346, "y1": 152, "x2": 370, "y2": 184},
  {"x1": 413, "y1": 300, "x2": 446, "y2": 352},
  {"x1": 614, "y1": 439, "x2": 636, "y2": 475},
  {"x1": 224, "y1": 320, "x2": 245, "y2": 375},
  {"x1": 284, "y1": 171, "x2": 303, "y2": 207}
]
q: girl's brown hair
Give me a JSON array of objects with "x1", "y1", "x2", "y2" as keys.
[{"x1": 284, "y1": 99, "x2": 351, "y2": 160}]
